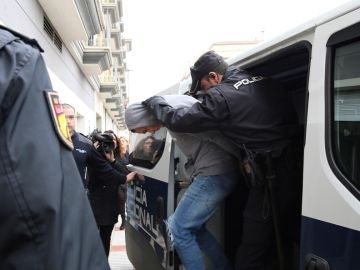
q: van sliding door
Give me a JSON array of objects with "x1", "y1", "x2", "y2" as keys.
[
  {"x1": 126, "y1": 129, "x2": 177, "y2": 270},
  {"x1": 301, "y1": 13, "x2": 360, "y2": 270}
]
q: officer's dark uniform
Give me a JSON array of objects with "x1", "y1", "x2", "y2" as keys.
[
  {"x1": 71, "y1": 131, "x2": 127, "y2": 256},
  {"x1": 0, "y1": 26, "x2": 110, "y2": 270},
  {"x1": 72, "y1": 132, "x2": 93, "y2": 187},
  {"x1": 144, "y1": 66, "x2": 303, "y2": 269}
]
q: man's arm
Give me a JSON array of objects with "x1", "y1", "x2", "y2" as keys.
[{"x1": 143, "y1": 90, "x2": 230, "y2": 133}]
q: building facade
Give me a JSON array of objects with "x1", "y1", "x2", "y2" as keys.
[{"x1": 0, "y1": 0, "x2": 131, "y2": 136}]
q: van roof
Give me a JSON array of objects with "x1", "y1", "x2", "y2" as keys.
[
  {"x1": 228, "y1": 0, "x2": 360, "y2": 66},
  {"x1": 177, "y1": 1, "x2": 360, "y2": 94}
]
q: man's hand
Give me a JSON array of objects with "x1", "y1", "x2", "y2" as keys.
[
  {"x1": 141, "y1": 96, "x2": 173, "y2": 126},
  {"x1": 125, "y1": 172, "x2": 145, "y2": 183},
  {"x1": 126, "y1": 171, "x2": 138, "y2": 183},
  {"x1": 142, "y1": 96, "x2": 166, "y2": 109}
]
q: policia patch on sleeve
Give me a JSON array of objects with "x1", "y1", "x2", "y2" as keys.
[{"x1": 45, "y1": 91, "x2": 73, "y2": 150}]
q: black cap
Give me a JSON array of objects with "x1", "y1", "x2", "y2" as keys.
[{"x1": 189, "y1": 51, "x2": 228, "y2": 94}]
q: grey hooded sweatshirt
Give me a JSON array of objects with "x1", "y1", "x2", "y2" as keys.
[{"x1": 125, "y1": 95, "x2": 239, "y2": 178}]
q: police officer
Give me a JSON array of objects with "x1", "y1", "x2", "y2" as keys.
[
  {"x1": 62, "y1": 104, "x2": 137, "y2": 256},
  {"x1": 0, "y1": 25, "x2": 110, "y2": 269},
  {"x1": 143, "y1": 51, "x2": 303, "y2": 270}
]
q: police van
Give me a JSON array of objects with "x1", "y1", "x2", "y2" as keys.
[{"x1": 125, "y1": 1, "x2": 360, "y2": 269}]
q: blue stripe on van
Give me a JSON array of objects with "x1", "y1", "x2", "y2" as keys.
[
  {"x1": 127, "y1": 177, "x2": 168, "y2": 267},
  {"x1": 300, "y1": 216, "x2": 360, "y2": 269}
]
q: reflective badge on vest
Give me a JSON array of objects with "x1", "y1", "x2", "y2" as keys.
[{"x1": 44, "y1": 91, "x2": 73, "y2": 150}]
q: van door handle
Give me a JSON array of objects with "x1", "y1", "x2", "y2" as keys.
[
  {"x1": 305, "y1": 254, "x2": 330, "y2": 270},
  {"x1": 155, "y1": 196, "x2": 164, "y2": 223}
]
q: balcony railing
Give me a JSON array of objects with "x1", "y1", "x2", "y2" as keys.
[
  {"x1": 88, "y1": 32, "x2": 110, "y2": 47},
  {"x1": 100, "y1": 69, "x2": 119, "y2": 83},
  {"x1": 102, "y1": 0, "x2": 116, "y2": 4}
]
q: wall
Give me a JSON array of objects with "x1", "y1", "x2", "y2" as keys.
[{"x1": 0, "y1": 0, "x2": 119, "y2": 135}]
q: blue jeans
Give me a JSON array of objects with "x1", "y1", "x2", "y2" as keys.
[{"x1": 167, "y1": 170, "x2": 238, "y2": 270}]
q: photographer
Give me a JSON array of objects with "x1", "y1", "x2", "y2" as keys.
[{"x1": 62, "y1": 104, "x2": 137, "y2": 256}]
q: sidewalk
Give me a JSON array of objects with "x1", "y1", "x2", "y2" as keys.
[{"x1": 109, "y1": 223, "x2": 135, "y2": 270}]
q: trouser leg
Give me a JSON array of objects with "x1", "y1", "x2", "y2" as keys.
[
  {"x1": 99, "y1": 224, "x2": 114, "y2": 257},
  {"x1": 235, "y1": 150, "x2": 302, "y2": 270},
  {"x1": 118, "y1": 185, "x2": 127, "y2": 222},
  {"x1": 235, "y1": 187, "x2": 273, "y2": 270},
  {"x1": 168, "y1": 171, "x2": 238, "y2": 270}
]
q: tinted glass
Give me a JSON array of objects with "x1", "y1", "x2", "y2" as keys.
[
  {"x1": 129, "y1": 128, "x2": 167, "y2": 169},
  {"x1": 332, "y1": 40, "x2": 360, "y2": 189}
]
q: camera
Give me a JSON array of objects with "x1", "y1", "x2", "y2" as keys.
[{"x1": 91, "y1": 131, "x2": 116, "y2": 153}]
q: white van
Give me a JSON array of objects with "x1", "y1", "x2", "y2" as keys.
[{"x1": 125, "y1": 2, "x2": 360, "y2": 269}]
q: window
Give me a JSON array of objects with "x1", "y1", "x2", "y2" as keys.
[
  {"x1": 43, "y1": 15, "x2": 62, "y2": 52},
  {"x1": 129, "y1": 128, "x2": 167, "y2": 169},
  {"x1": 332, "y1": 39, "x2": 360, "y2": 190}
]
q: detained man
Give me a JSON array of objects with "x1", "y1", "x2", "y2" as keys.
[
  {"x1": 142, "y1": 51, "x2": 302, "y2": 270},
  {"x1": 125, "y1": 95, "x2": 241, "y2": 270}
]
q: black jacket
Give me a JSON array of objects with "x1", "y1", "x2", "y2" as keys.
[
  {"x1": 88, "y1": 161, "x2": 123, "y2": 226},
  {"x1": 144, "y1": 67, "x2": 299, "y2": 152},
  {"x1": 71, "y1": 133, "x2": 128, "y2": 225},
  {"x1": 71, "y1": 132, "x2": 126, "y2": 188},
  {"x1": 0, "y1": 26, "x2": 110, "y2": 269},
  {"x1": 72, "y1": 132, "x2": 91, "y2": 186}
]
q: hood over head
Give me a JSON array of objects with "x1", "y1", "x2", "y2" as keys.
[{"x1": 125, "y1": 102, "x2": 162, "y2": 131}]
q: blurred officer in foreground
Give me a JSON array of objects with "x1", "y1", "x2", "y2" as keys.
[{"x1": 0, "y1": 25, "x2": 110, "y2": 269}]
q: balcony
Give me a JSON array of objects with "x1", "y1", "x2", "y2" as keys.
[
  {"x1": 74, "y1": 0, "x2": 105, "y2": 36},
  {"x1": 107, "y1": 97, "x2": 125, "y2": 115},
  {"x1": 121, "y1": 85, "x2": 127, "y2": 97},
  {"x1": 99, "y1": 82, "x2": 119, "y2": 96},
  {"x1": 105, "y1": 96, "x2": 121, "y2": 104},
  {"x1": 118, "y1": 73, "x2": 125, "y2": 84},
  {"x1": 110, "y1": 107, "x2": 120, "y2": 113},
  {"x1": 99, "y1": 69, "x2": 120, "y2": 98},
  {"x1": 110, "y1": 30, "x2": 123, "y2": 64},
  {"x1": 72, "y1": 34, "x2": 112, "y2": 75},
  {"x1": 110, "y1": 22, "x2": 122, "y2": 48},
  {"x1": 101, "y1": 0, "x2": 122, "y2": 24},
  {"x1": 38, "y1": 0, "x2": 105, "y2": 43}
]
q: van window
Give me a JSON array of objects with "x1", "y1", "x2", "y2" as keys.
[
  {"x1": 332, "y1": 39, "x2": 360, "y2": 189},
  {"x1": 129, "y1": 128, "x2": 167, "y2": 169}
]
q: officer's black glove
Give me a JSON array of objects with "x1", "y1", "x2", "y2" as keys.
[
  {"x1": 142, "y1": 96, "x2": 167, "y2": 111},
  {"x1": 142, "y1": 96, "x2": 173, "y2": 125}
]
